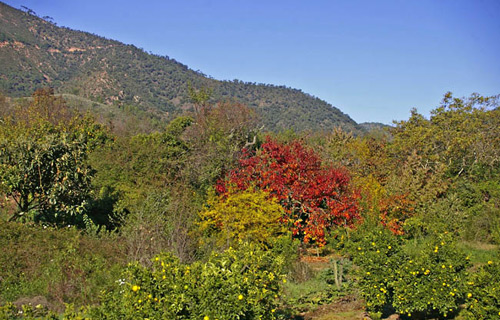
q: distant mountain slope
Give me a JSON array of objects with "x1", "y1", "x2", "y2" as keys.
[
  {"x1": 359, "y1": 122, "x2": 391, "y2": 131},
  {"x1": 0, "y1": 2, "x2": 361, "y2": 132}
]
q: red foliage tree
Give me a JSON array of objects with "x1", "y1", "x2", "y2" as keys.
[{"x1": 216, "y1": 137, "x2": 360, "y2": 246}]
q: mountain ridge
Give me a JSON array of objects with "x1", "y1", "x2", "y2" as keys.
[{"x1": 0, "y1": 2, "x2": 362, "y2": 132}]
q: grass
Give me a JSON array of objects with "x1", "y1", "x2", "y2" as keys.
[
  {"x1": 283, "y1": 253, "x2": 355, "y2": 316},
  {"x1": 458, "y1": 240, "x2": 499, "y2": 264},
  {"x1": 0, "y1": 220, "x2": 126, "y2": 311},
  {"x1": 314, "y1": 310, "x2": 367, "y2": 320}
]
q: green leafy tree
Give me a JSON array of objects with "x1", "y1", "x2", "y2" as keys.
[
  {"x1": 89, "y1": 116, "x2": 193, "y2": 214},
  {"x1": 391, "y1": 93, "x2": 500, "y2": 178},
  {"x1": 0, "y1": 88, "x2": 107, "y2": 226}
]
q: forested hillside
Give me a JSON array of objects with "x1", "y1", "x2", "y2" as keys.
[{"x1": 0, "y1": 2, "x2": 359, "y2": 132}]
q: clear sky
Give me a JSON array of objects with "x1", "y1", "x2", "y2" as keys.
[{"x1": 3, "y1": 0, "x2": 500, "y2": 124}]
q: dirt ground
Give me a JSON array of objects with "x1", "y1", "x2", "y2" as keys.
[{"x1": 301, "y1": 295, "x2": 370, "y2": 320}]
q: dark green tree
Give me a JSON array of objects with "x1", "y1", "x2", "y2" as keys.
[{"x1": 0, "y1": 88, "x2": 107, "y2": 226}]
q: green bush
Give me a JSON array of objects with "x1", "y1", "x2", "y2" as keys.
[
  {"x1": 345, "y1": 223, "x2": 403, "y2": 316},
  {"x1": 0, "y1": 302, "x2": 60, "y2": 320},
  {"x1": 88, "y1": 242, "x2": 285, "y2": 319},
  {"x1": 390, "y1": 235, "x2": 469, "y2": 318},
  {"x1": 455, "y1": 179, "x2": 500, "y2": 244},
  {"x1": 462, "y1": 259, "x2": 500, "y2": 319},
  {"x1": 346, "y1": 223, "x2": 469, "y2": 318}
]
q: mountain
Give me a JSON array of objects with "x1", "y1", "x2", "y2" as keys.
[
  {"x1": 359, "y1": 122, "x2": 391, "y2": 131},
  {"x1": 0, "y1": 2, "x2": 361, "y2": 132}
]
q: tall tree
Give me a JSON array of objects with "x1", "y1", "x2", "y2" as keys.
[
  {"x1": 390, "y1": 93, "x2": 500, "y2": 178},
  {"x1": 217, "y1": 137, "x2": 359, "y2": 246}
]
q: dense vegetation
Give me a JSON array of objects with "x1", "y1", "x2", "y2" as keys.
[
  {"x1": 0, "y1": 88, "x2": 499, "y2": 319},
  {"x1": 1, "y1": 3, "x2": 499, "y2": 320},
  {"x1": 0, "y1": 2, "x2": 360, "y2": 133}
]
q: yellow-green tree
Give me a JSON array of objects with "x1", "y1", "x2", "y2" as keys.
[
  {"x1": 199, "y1": 187, "x2": 285, "y2": 247},
  {"x1": 390, "y1": 92, "x2": 500, "y2": 178}
]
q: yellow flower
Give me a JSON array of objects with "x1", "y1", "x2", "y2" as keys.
[
  {"x1": 283, "y1": 279, "x2": 287, "y2": 283},
  {"x1": 204, "y1": 316, "x2": 210, "y2": 320},
  {"x1": 238, "y1": 294, "x2": 244, "y2": 300},
  {"x1": 487, "y1": 260, "x2": 493, "y2": 265},
  {"x1": 467, "y1": 293, "x2": 472, "y2": 298},
  {"x1": 387, "y1": 245, "x2": 391, "y2": 249},
  {"x1": 132, "y1": 285, "x2": 140, "y2": 292}
]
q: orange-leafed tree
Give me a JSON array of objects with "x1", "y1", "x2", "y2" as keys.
[{"x1": 216, "y1": 137, "x2": 360, "y2": 246}]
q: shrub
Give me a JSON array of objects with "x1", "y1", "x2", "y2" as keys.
[
  {"x1": 462, "y1": 259, "x2": 500, "y2": 319},
  {"x1": 345, "y1": 223, "x2": 403, "y2": 316},
  {"x1": 88, "y1": 242, "x2": 285, "y2": 319},
  {"x1": 346, "y1": 223, "x2": 469, "y2": 318},
  {"x1": 0, "y1": 302, "x2": 59, "y2": 319},
  {"x1": 390, "y1": 235, "x2": 469, "y2": 318},
  {"x1": 198, "y1": 187, "x2": 285, "y2": 248}
]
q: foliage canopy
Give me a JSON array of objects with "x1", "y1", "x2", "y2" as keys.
[{"x1": 0, "y1": 88, "x2": 107, "y2": 226}]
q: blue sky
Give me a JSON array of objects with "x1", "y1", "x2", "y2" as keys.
[{"x1": 4, "y1": 0, "x2": 500, "y2": 124}]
